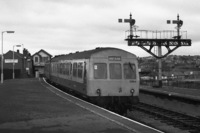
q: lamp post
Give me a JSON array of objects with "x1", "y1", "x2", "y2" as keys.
[
  {"x1": 1, "y1": 31, "x2": 15, "y2": 83},
  {"x1": 13, "y1": 45, "x2": 22, "y2": 79}
]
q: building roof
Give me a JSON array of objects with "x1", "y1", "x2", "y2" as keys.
[
  {"x1": 4, "y1": 50, "x2": 24, "y2": 58},
  {"x1": 32, "y1": 49, "x2": 52, "y2": 57}
]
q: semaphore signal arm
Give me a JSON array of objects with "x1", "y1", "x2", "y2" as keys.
[{"x1": 119, "y1": 14, "x2": 192, "y2": 59}]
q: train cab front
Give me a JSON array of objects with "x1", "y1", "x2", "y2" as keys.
[{"x1": 88, "y1": 59, "x2": 140, "y2": 111}]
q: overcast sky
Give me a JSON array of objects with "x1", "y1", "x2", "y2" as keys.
[{"x1": 0, "y1": 0, "x2": 200, "y2": 57}]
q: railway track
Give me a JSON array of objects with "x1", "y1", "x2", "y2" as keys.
[
  {"x1": 130, "y1": 102, "x2": 200, "y2": 133},
  {"x1": 50, "y1": 80, "x2": 200, "y2": 132},
  {"x1": 45, "y1": 79, "x2": 164, "y2": 133}
]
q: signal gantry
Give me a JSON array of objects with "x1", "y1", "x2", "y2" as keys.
[{"x1": 119, "y1": 13, "x2": 192, "y2": 87}]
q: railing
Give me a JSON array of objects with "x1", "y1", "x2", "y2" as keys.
[{"x1": 125, "y1": 30, "x2": 188, "y2": 40}]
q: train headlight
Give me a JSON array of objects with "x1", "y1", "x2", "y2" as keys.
[
  {"x1": 96, "y1": 89, "x2": 101, "y2": 96},
  {"x1": 130, "y1": 89, "x2": 135, "y2": 96}
]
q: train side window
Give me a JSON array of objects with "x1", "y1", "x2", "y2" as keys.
[
  {"x1": 109, "y1": 63, "x2": 122, "y2": 79},
  {"x1": 73, "y1": 63, "x2": 77, "y2": 77},
  {"x1": 64, "y1": 64, "x2": 66, "y2": 74},
  {"x1": 52, "y1": 64, "x2": 54, "y2": 73},
  {"x1": 60, "y1": 63, "x2": 63, "y2": 74},
  {"x1": 57, "y1": 64, "x2": 59, "y2": 74},
  {"x1": 66, "y1": 63, "x2": 70, "y2": 75},
  {"x1": 58, "y1": 64, "x2": 59, "y2": 73},
  {"x1": 84, "y1": 62, "x2": 87, "y2": 83},
  {"x1": 124, "y1": 63, "x2": 136, "y2": 79},
  {"x1": 62, "y1": 63, "x2": 65, "y2": 74},
  {"x1": 78, "y1": 62, "x2": 83, "y2": 78},
  {"x1": 94, "y1": 63, "x2": 107, "y2": 79},
  {"x1": 70, "y1": 63, "x2": 72, "y2": 75},
  {"x1": 61, "y1": 63, "x2": 64, "y2": 74},
  {"x1": 54, "y1": 63, "x2": 56, "y2": 73},
  {"x1": 51, "y1": 63, "x2": 54, "y2": 73}
]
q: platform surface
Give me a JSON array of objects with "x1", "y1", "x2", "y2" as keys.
[
  {"x1": 0, "y1": 78, "x2": 162, "y2": 133},
  {"x1": 140, "y1": 85, "x2": 200, "y2": 101}
]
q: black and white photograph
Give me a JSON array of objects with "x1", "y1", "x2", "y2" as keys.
[{"x1": 0, "y1": 0, "x2": 200, "y2": 133}]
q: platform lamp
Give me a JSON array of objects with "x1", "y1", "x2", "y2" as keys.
[
  {"x1": 13, "y1": 44, "x2": 22, "y2": 79},
  {"x1": 1, "y1": 31, "x2": 15, "y2": 83}
]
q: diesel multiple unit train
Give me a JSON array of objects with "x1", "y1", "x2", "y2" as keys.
[{"x1": 44, "y1": 47, "x2": 139, "y2": 111}]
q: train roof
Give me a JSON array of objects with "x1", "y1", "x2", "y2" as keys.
[{"x1": 51, "y1": 47, "x2": 136, "y2": 62}]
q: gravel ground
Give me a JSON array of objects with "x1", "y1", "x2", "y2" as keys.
[{"x1": 128, "y1": 110, "x2": 190, "y2": 133}]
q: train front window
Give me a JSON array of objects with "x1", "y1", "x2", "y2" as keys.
[
  {"x1": 109, "y1": 63, "x2": 122, "y2": 79},
  {"x1": 124, "y1": 63, "x2": 136, "y2": 79},
  {"x1": 94, "y1": 63, "x2": 107, "y2": 79}
]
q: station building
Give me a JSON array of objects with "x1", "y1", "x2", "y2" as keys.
[
  {"x1": 0, "y1": 49, "x2": 33, "y2": 80},
  {"x1": 32, "y1": 49, "x2": 52, "y2": 77}
]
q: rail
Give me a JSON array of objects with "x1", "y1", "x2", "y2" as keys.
[{"x1": 131, "y1": 102, "x2": 200, "y2": 133}]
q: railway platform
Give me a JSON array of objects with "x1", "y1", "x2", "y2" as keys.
[
  {"x1": 140, "y1": 85, "x2": 200, "y2": 101},
  {"x1": 0, "y1": 78, "x2": 162, "y2": 133},
  {"x1": 140, "y1": 85, "x2": 200, "y2": 117}
]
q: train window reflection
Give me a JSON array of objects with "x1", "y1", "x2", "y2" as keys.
[
  {"x1": 94, "y1": 63, "x2": 107, "y2": 79},
  {"x1": 124, "y1": 63, "x2": 136, "y2": 79},
  {"x1": 109, "y1": 63, "x2": 122, "y2": 79}
]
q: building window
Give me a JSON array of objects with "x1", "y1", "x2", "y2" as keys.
[{"x1": 35, "y1": 57, "x2": 39, "y2": 63}]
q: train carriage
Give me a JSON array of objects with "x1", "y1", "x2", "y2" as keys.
[{"x1": 45, "y1": 47, "x2": 139, "y2": 111}]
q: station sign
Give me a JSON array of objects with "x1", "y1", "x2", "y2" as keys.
[
  {"x1": 5, "y1": 59, "x2": 18, "y2": 63},
  {"x1": 108, "y1": 56, "x2": 121, "y2": 61}
]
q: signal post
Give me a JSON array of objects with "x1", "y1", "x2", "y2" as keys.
[{"x1": 119, "y1": 14, "x2": 191, "y2": 87}]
